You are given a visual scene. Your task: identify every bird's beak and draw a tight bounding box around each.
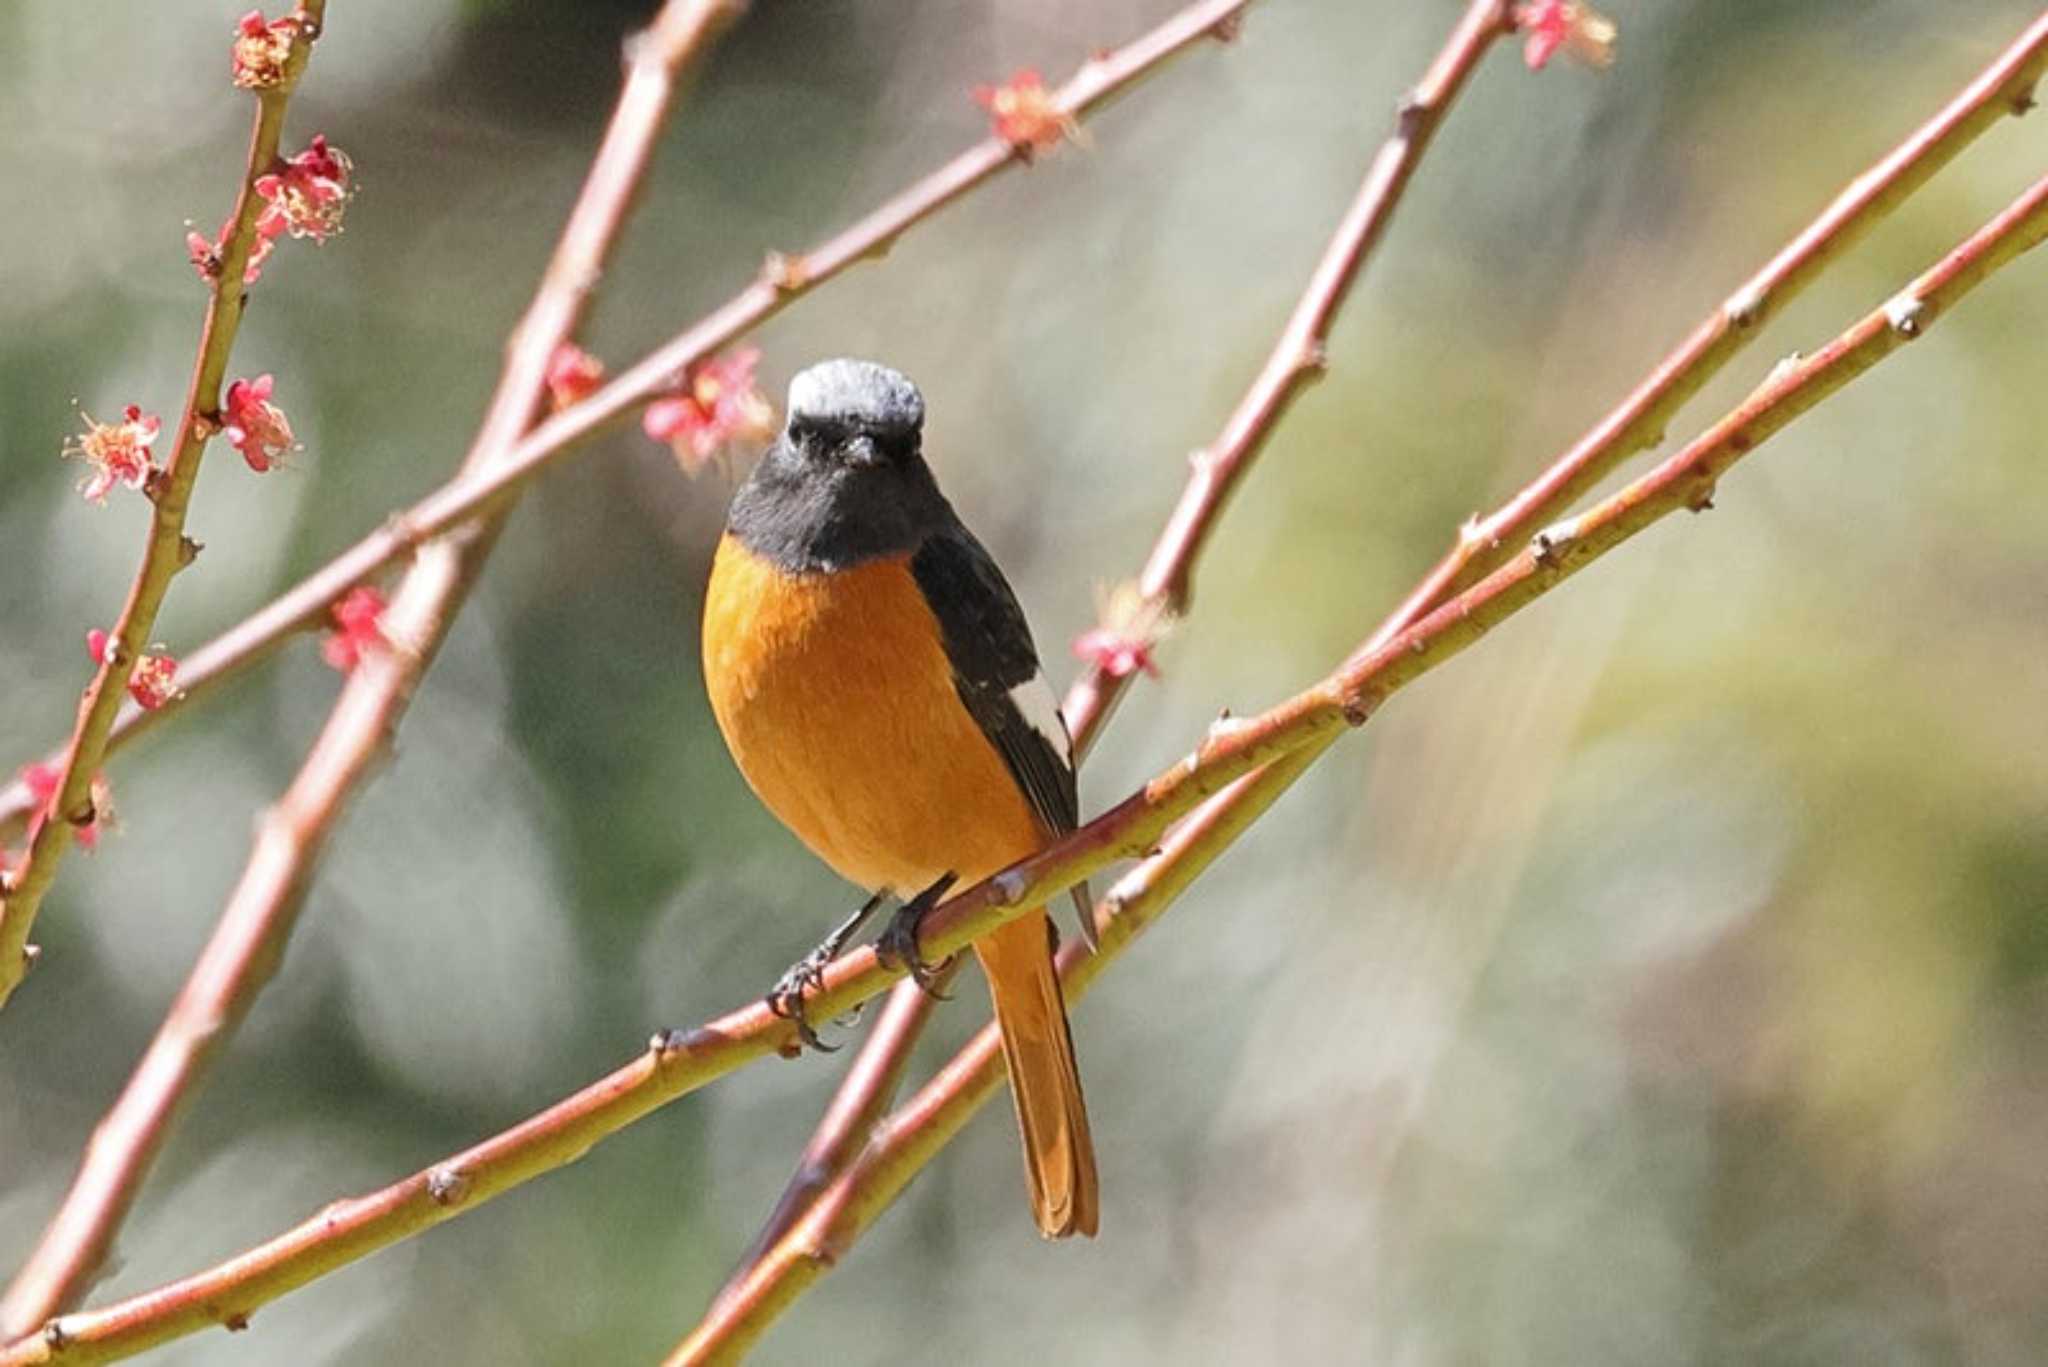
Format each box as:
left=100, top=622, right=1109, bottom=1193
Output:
left=842, top=434, right=882, bottom=468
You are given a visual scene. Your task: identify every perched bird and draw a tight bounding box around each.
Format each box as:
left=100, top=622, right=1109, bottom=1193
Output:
left=700, top=358, right=1099, bottom=1237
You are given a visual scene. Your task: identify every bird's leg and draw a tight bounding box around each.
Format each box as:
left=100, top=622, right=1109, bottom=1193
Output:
left=767, top=889, right=889, bottom=1052
left=875, top=871, right=959, bottom=998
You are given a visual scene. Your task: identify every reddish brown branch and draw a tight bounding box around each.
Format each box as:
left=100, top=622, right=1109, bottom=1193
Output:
left=0, top=2, right=328, bottom=1008
left=0, top=0, right=740, bottom=1338
left=1357, top=7, right=2048, bottom=662
left=0, top=0, right=1258, bottom=842
left=713, top=0, right=1517, bottom=1323
left=15, top=156, right=2042, bottom=1367
left=664, top=168, right=2048, bottom=1363
left=1061, top=0, right=1516, bottom=757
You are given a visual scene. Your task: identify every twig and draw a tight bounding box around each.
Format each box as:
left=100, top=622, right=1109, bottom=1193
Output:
left=13, top=160, right=2043, bottom=1367
left=0, top=0, right=741, bottom=1337
left=1061, top=0, right=1516, bottom=757
left=709, top=0, right=1517, bottom=1319
left=667, top=749, right=1314, bottom=1367
left=0, top=0, right=1259, bottom=841
left=663, top=168, right=2048, bottom=1363
left=1356, top=7, right=2048, bottom=662
left=0, top=2, right=329, bottom=1008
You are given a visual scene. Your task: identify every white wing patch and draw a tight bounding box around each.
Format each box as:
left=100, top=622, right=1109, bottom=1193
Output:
left=1008, top=673, right=1073, bottom=767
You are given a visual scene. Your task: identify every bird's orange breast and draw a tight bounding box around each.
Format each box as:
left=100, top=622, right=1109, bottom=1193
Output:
left=701, top=534, right=1044, bottom=894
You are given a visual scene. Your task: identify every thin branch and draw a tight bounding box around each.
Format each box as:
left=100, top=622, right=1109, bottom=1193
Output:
left=0, top=0, right=741, bottom=1337
left=0, top=0, right=1259, bottom=841
left=1356, top=7, right=2048, bottom=662
left=709, top=0, right=1517, bottom=1319
left=664, top=169, right=2048, bottom=1363
left=1061, top=0, right=1516, bottom=758
left=13, top=158, right=2043, bottom=1367
left=0, top=2, right=329, bottom=1008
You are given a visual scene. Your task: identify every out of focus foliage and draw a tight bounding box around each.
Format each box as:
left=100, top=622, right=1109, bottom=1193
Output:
left=3, top=2, right=2046, bottom=1362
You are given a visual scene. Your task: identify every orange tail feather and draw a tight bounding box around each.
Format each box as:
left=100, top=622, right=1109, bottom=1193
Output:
left=974, top=909, right=1099, bottom=1238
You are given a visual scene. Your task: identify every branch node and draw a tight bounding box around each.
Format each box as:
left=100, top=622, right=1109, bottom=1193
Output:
left=1395, top=91, right=1428, bottom=137
left=1299, top=340, right=1330, bottom=377
left=1530, top=525, right=1573, bottom=568
left=761, top=251, right=809, bottom=293
left=21, top=942, right=40, bottom=971
left=1686, top=481, right=1717, bottom=514
left=1885, top=293, right=1927, bottom=336
left=2012, top=86, right=2038, bottom=117
left=44, top=1318, right=71, bottom=1350
left=1339, top=692, right=1374, bottom=726
left=223, top=1310, right=251, bottom=1332
left=426, top=1166, right=471, bottom=1206
left=1723, top=282, right=1765, bottom=329
left=179, top=535, right=206, bottom=569
left=1209, top=11, right=1245, bottom=43
left=991, top=868, right=1030, bottom=906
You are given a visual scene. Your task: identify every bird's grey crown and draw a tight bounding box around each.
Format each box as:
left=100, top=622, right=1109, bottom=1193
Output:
left=786, top=358, right=925, bottom=433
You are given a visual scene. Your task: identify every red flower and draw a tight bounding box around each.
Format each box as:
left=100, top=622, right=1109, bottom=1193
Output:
left=20, top=762, right=113, bottom=852
left=974, top=68, right=1078, bottom=157
left=255, top=135, right=355, bottom=245
left=1514, top=1, right=1617, bottom=71
left=546, top=344, right=605, bottom=411
left=1072, top=581, right=1174, bottom=681
left=63, top=405, right=161, bottom=504
left=222, top=374, right=298, bottom=472
left=187, top=213, right=279, bottom=285
left=643, top=347, right=777, bottom=476
left=322, top=586, right=387, bottom=672
left=231, top=9, right=300, bottom=90
left=86, top=629, right=180, bottom=710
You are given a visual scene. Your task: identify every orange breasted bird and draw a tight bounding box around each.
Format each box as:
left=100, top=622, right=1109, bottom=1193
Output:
left=701, top=358, right=1100, bottom=1238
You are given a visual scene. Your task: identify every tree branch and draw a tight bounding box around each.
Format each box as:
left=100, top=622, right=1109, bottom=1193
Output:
left=706, top=0, right=1518, bottom=1322
left=662, top=168, right=2048, bottom=1363
left=11, top=151, right=2042, bottom=1367
left=0, top=0, right=741, bottom=1338
left=0, top=0, right=1259, bottom=842
left=0, top=2, right=329, bottom=1008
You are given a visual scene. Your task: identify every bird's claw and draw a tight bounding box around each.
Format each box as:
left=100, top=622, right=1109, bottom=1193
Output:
left=876, top=872, right=958, bottom=999
left=766, top=951, right=838, bottom=1052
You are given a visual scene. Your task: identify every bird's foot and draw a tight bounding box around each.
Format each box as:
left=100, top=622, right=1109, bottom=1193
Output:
left=875, top=872, right=959, bottom=998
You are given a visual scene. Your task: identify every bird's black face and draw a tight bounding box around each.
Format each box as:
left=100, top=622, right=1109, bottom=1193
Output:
left=725, top=358, right=955, bottom=572
left=783, top=359, right=925, bottom=472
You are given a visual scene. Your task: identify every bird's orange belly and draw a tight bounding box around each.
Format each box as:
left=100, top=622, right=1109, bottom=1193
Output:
left=701, top=536, right=1044, bottom=894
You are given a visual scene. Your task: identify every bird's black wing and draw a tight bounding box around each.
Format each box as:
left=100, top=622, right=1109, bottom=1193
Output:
left=909, top=525, right=1078, bottom=839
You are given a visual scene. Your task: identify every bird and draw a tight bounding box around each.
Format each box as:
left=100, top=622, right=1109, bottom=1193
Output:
left=700, top=358, right=1099, bottom=1238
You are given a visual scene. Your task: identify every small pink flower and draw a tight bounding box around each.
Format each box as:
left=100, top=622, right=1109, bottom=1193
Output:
left=322, top=585, right=387, bottom=672
left=255, top=135, right=355, bottom=245
left=974, top=69, right=1079, bottom=157
left=222, top=373, right=298, bottom=472
left=188, top=212, right=281, bottom=285
left=86, top=629, right=180, bottom=710
left=1072, top=581, right=1174, bottom=681
left=643, top=348, right=777, bottom=476
left=231, top=9, right=300, bottom=90
left=1514, top=1, right=1617, bottom=71
left=20, top=762, right=113, bottom=852
left=63, top=405, right=161, bottom=504
left=546, top=344, right=605, bottom=410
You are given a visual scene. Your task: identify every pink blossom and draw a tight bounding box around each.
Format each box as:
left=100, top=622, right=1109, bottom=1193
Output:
left=322, top=586, right=387, bottom=673
left=255, top=135, right=355, bottom=244
left=546, top=344, right=605, bottom=410
left=643, top=348, right=777, bottom=475
left=974, top=69, right=1078, bottom=157
left=222, top=373, right=298, bottom=472
left=63, top=405, right=161, bottom=504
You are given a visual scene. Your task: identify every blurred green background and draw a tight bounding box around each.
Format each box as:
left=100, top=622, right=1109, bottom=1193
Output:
left=4, top=1, right=2048, bottom=1362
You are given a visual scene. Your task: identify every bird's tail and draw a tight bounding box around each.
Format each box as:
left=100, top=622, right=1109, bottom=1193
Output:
left=974, top=908, right=1099, bottom=1238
